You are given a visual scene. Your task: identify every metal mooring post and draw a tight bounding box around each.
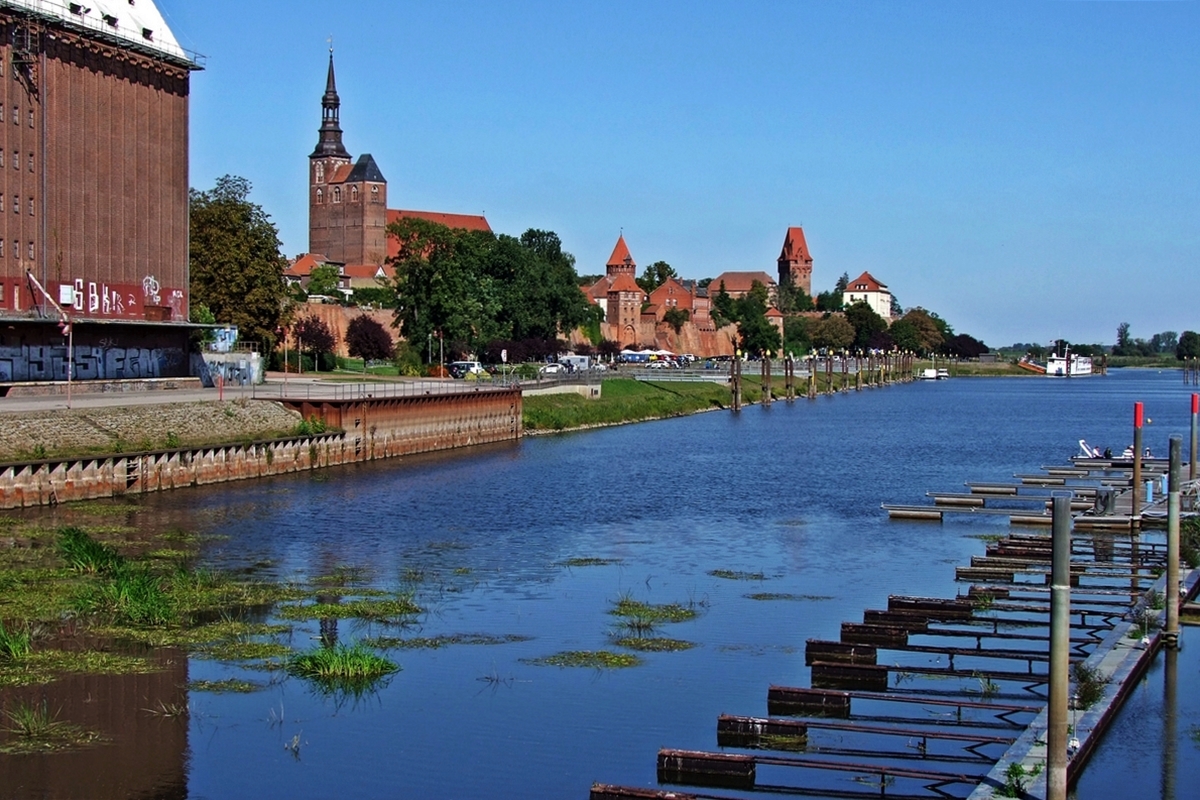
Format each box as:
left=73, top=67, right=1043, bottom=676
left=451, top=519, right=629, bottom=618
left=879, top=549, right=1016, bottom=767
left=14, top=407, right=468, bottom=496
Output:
left=1166, top=435, right=1182, bottom=646
left=1048, top=492, right=1072, bottom=800
left=1132, top=402, right=1144, bottom=526
left=1163, top=645, right=1178, bottom=800
left=1190, top=393, right=1198, bottom=482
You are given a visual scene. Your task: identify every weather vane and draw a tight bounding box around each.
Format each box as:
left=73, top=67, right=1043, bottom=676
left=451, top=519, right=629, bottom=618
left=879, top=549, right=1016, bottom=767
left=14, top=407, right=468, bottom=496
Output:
left=327, top=35, right=334, bottom=54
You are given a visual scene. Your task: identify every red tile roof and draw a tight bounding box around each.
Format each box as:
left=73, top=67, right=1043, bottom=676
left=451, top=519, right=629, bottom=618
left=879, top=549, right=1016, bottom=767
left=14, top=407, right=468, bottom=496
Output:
left=779, top=227, right=811, bottom=263
left=765, top=307, right=784, bottom=318
left=710, top=271, right=777, bottom=295
left=607, top=273, right=643, bottom=294
left=385, top=209, right=493, bottom=260
left=343, top=264, right=394, bottom=280
left=585, top=277, right=612, bottom=300
left=847, top=271, right=887, bottom=292
left=285, top=253, right=328, bottom=278
left=648, top=277, right=695, bottom=311
left=329, top=164, right=354, bottom=184
left=606, top=235, right=636, bottom=269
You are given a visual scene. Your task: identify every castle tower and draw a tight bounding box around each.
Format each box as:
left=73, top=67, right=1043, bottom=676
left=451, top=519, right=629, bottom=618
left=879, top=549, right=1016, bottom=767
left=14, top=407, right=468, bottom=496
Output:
left=606, top=234, right=636, bottom=278
left=309, top=51, right=353, bottom=261
left=777, top=226, right=813, bottom=297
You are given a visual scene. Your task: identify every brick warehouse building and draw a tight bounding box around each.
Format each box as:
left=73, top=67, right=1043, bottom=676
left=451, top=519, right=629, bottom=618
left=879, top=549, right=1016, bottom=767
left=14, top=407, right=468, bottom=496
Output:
left=0, top=0, right=200, bottom=384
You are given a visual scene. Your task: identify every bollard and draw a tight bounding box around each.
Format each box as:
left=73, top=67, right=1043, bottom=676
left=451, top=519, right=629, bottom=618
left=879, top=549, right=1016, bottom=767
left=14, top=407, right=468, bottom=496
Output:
left=1132, top=402, right=1144, bottom=522
left=1166, top=435, right=1181, bottom=646
left=1047, top=493, right=1072, bottom=800
left=1191, top=394, right=1198, bottom=482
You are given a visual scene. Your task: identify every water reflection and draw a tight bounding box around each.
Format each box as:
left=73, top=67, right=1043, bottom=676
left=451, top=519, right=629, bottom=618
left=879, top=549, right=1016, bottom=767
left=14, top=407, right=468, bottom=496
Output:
left=6, top=370, right=1199, bottom=798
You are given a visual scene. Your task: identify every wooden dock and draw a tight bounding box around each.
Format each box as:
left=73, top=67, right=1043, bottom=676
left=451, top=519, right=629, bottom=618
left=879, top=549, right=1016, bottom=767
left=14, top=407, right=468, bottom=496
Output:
left=590, top=457, right=1199, bottom=800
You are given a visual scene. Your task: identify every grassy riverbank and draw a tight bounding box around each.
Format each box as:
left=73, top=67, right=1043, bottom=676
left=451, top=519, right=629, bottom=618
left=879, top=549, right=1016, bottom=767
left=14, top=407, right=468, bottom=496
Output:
left=523, top=375, right=884, bottom=431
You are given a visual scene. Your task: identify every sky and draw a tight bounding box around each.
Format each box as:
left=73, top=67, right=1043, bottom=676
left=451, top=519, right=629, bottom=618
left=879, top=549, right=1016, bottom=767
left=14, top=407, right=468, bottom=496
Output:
left=157, top=1, right=1200, bottom=348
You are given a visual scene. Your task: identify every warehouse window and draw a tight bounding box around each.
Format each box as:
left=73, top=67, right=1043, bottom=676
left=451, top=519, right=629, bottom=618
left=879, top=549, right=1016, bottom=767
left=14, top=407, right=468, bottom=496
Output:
left=12, top=151, right=17, bottom=169
left=12, top=196, right=17, bottom=214
left=28, top=109, right=33, bottom=128
left=27, top=242, right=32, bottom=260
left=11, top=107, right=16, bottom=125
left=28, top=196, right=33, bottom=216
left=27, top=153, right=32, bottom=172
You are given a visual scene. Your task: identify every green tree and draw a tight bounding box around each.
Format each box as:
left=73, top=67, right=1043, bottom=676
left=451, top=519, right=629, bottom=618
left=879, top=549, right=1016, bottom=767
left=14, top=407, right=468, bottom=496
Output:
left=809, top=314, right=855, bottom=350
left=710, top=282, right=735, bottom=328
left=1177, top=331, right=1200, bottom=360
left=662, top=307, right=690, bottom=334
left=843, top=300, right=888, bottom=351
left=734, top=291, right=780, bottom=356
left=815, top=290, right=843, bottom=312
left=189, top=175, right=288, bottom=348
left=893, top=308, right=945, bottom=355
left=783, top=315, right=812, bottom=355
left=636, top=260, right=678, bottom=294
left=306, top=264, right=342, bottom=298
left=834, top=272, right=850, bottom=294
left=776, top=283, right=815, bottom=314
left=1114, top=322, right=1132, bottom=356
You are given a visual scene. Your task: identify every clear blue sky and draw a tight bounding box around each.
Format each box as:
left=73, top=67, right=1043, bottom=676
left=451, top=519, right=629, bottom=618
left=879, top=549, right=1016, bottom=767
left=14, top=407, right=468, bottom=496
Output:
left=158, top=0, right=1199, bottom=348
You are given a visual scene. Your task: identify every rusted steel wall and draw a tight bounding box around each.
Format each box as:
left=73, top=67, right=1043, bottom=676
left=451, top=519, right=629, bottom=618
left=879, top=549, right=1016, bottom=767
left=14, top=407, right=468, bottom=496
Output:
left=0, top=390, right=522, bottom=508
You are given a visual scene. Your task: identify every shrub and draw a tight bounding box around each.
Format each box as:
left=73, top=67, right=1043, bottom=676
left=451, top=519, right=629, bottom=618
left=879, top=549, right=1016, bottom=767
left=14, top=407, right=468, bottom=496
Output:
left=346, top=316, right=395, bottom=362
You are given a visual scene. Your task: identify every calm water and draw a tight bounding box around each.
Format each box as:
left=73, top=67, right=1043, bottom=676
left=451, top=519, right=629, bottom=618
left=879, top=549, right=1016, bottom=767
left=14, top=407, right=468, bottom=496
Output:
left=6, top=369, right=1200, bottom=799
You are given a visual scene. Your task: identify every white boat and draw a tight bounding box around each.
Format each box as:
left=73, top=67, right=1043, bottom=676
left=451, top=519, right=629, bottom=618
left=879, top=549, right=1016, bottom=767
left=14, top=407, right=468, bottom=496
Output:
left=936, top=369, right=950, bottom=380
left=920, top=368, right=938, bottom=380
left=1046, top=353, right=1093, bottom=377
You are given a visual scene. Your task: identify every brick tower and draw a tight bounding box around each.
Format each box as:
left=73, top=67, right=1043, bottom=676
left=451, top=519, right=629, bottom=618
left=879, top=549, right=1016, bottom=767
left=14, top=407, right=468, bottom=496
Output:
left=777, top=226, right=813, bottom=297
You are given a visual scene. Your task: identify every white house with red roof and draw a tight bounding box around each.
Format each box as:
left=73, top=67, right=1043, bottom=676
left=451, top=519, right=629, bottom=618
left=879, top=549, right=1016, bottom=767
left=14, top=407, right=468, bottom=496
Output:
left=842, top=271, right=893, bottom=319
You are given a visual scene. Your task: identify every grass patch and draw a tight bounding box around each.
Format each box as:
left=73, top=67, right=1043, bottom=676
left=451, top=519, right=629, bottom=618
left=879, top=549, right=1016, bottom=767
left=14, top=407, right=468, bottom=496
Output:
left=193, top=640, right=292, bottom=663
left=0, top=621, right=32, bottom=661
left=287, top=643, right=399, bottom=694
left=313, top=565, right=369, bottom=586
left=275, top=595, right=422, bottom=622
left=0, top=700, right=102, bottom=754
left=72, top=566, right=174, bottom=626
left=609, top=594, right=698, bottom=624
left=56, top=526, right=125, bottom=574
left=612, top=636, right=696, bottom=652
left=187, top=678, right=267, bottom=693
left=559, top=557, right=621, bottom=568
left=363, top=633, right=532, bottom=650
left=524, top=650, right=642, bottom=668
left=523, top=378, right=732, bottom=431
left=147, top=548, right=193, bottom=561
left=0, top=650, right=157, bottom=688
left=709, top=569, right=766, bottom=581
left=744, top=593, right=834, bottom=601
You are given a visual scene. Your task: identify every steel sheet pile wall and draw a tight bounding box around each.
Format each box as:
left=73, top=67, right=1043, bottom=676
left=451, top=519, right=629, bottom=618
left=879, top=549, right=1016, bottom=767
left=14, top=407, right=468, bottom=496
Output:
left=0, top=390, right=522, bottom=508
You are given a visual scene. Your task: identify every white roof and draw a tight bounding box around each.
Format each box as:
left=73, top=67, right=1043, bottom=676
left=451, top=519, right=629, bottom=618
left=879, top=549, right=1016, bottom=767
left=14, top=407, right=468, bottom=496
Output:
left=2, top=0, right=192, bottom=64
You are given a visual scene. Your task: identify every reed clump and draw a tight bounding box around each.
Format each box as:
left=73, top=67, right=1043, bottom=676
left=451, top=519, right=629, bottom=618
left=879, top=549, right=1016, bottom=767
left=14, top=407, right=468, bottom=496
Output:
left=1, top=700, right=101, bottom=754
left=287, top=643, right=399, bottom=693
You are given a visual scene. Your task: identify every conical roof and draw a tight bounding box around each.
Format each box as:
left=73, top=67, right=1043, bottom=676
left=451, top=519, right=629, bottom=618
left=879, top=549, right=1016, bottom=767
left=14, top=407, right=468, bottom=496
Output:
left=606, top=235, right=636, bottom=269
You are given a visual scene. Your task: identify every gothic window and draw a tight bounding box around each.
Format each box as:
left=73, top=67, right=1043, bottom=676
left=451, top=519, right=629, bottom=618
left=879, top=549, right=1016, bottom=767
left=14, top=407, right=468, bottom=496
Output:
left=332, top=187, right=341, bottom=203
left=370, top=185, right=379, bottom=202
left=315, top=162, right=324, bottom=183
left=315, top=188, right=323, bottom=204
left=350, top=186, right=359, bottom=202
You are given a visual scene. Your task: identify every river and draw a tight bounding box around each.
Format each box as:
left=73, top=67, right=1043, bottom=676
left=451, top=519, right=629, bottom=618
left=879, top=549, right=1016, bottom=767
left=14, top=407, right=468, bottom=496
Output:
left=5, top=369, right=1199, bottom=799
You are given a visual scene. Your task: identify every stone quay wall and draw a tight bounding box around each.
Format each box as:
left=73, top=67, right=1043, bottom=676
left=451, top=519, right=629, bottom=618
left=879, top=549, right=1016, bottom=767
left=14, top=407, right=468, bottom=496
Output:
left=0, top=389, right=522, bottom=509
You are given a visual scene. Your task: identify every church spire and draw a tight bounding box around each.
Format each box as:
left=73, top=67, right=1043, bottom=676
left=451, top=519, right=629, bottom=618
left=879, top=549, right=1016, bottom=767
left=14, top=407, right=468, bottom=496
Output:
left=312, top=50, right=350, bottom=159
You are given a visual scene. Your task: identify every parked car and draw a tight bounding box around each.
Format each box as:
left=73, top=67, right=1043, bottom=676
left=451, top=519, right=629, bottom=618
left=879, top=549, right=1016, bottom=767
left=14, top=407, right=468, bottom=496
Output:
left=448, top=361, right=485, bottom=378
left=538, top=363, right=565, bottom=375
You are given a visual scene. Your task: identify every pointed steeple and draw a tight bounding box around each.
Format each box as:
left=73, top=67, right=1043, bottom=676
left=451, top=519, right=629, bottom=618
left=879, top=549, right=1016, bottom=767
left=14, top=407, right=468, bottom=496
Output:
left=312, top=50, right=350, bottom=159
left=606, top=234, right=636, bottom=277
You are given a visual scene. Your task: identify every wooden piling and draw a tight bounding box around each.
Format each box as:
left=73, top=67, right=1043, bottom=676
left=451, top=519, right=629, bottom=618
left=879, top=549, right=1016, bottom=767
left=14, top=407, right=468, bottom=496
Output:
left=657, top=749, right=755, bottom=790
left=766, top=685, right=851, bottom=718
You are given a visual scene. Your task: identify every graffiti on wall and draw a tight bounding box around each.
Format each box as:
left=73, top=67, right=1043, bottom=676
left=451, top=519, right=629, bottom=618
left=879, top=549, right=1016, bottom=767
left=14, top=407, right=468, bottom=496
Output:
left=0, top=345, right=187, bottom=382
left=51, top=278, right=186, bottom=321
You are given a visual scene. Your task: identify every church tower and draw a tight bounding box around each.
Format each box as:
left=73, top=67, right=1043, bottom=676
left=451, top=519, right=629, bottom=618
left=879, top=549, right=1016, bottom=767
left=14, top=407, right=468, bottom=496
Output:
left=605, top=234, right=636, bottom=278
left=309, top=51, right=353, bottom=261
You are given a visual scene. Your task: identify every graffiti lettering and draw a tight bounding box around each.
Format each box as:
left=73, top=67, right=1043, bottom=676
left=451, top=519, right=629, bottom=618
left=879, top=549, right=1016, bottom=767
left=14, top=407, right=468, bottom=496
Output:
left=0, top=345, right=186, bottom=382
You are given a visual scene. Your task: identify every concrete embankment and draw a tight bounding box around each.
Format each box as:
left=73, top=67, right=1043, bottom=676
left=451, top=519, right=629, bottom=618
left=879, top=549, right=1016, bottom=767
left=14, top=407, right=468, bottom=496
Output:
left=0, top=389, right=522, bottom=508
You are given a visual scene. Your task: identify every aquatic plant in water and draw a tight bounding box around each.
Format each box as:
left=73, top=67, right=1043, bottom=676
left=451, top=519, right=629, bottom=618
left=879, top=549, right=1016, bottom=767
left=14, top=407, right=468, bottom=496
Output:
left=523, top=650, right=642, bottom=668
left=0, top=621, right=32, bottom=661
left=287, top=642, right=399, bottom=695
left=612, top=636, right=696, bottom=652
left=0, top=700, right=101, bottom=754
left=708, top=569, right=766, bottom=581
left=609, top=593, right=698, bottom=624
left=56, top=527, right=125, bottom=574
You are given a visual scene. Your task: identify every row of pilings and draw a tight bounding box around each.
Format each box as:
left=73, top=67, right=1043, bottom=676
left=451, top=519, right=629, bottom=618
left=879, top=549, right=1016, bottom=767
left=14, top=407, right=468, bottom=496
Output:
left=729, top=352, right=917, bottom=411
